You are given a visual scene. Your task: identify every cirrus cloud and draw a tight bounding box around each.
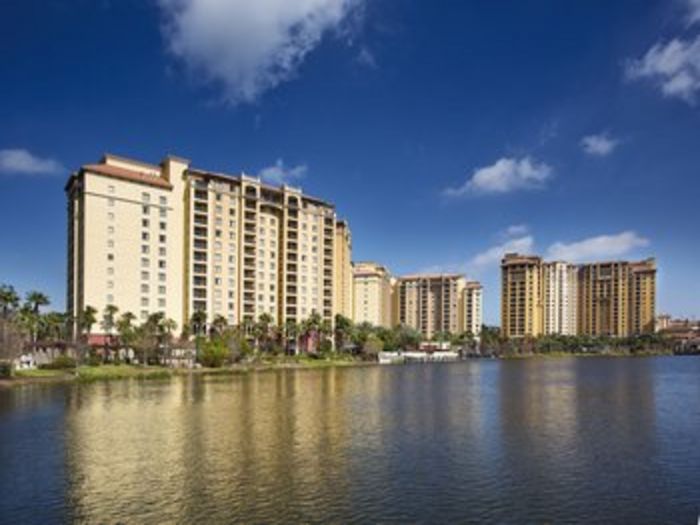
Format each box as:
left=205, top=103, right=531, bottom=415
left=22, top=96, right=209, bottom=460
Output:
left=157, top=0, right=364, bottom=105
left=0, top=149, right=64, bottom=176
left=444, top=156, right=552, bottom=197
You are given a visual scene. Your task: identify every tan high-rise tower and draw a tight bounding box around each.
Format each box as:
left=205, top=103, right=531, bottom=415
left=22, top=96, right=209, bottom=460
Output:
left=66, top=153, right=349, bottom=340
left=500, top=254, right=544, bottom=338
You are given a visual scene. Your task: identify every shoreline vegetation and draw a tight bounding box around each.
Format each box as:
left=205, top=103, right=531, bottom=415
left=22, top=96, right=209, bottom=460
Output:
left=1, top=349, right=689, bottom=388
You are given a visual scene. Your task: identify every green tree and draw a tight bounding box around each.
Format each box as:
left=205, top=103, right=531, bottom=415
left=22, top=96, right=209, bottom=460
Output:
left=0, top=284, right=20, bottom=319
left=334, top=314, right=354, bottom=352
left=362, top=333, right=383, bottom=360
left=25, top=291, right=50, bottom=315
left=190, top=310, right=207, bottom=337
left=199, top=338, right=228, bottom=368
left=100, top=305, right=119, bottom=346
left=78, top=306, right=98, bottom=342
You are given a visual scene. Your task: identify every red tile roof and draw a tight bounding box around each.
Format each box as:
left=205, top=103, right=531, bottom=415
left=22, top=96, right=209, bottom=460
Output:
left=82, top=163, right=172, bottom=190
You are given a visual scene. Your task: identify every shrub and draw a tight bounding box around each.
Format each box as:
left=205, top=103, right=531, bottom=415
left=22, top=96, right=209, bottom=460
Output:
left=42, top=355, right=77, bottom=370
left=318, top=339, right=333, bottom=356
left=0, top=361, right=13, bottom=378
left=199, top=339, right=228, bottom=368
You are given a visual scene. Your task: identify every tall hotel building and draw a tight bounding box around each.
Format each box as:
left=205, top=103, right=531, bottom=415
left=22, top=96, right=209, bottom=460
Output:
left=578, top=258, right=656, bottom=337
left=352, top=262, right=393, bottom=327
left=395, top=274, right=482, bottom=340
left=500, top=254, right=544, bottom=338
left=66, top=154, right=350, bottom=338
left=501, top=254, right=656, bottom=339
left=542, top=261, right=578, bottom=336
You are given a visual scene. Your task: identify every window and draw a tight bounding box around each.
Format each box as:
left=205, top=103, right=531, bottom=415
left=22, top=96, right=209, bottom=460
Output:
left=142, top=219, right=149, bottom=228
left=107, top=281, right=114, bottom=289
left=108, top=226, right=115, bottom=234
left=158, top=260, right=166, bottom=269
left=158, top=298, right=166, bottom=308
left=107, top=294, right=114, bottom=303
left=159, top=273, right=166, bottom=282
left=159, top=235, right=166, bottom=244
left=141, top=271, right=149, bottom=280
left=160, top=222, right=166, bottom=231
left=108, top=198, right=115, bottom=207
left=141, top=258, right=150, bottom=267
left=142, top=192, right=151, bottom=203
left=107, top=267, right=114, bottom=275
left=141, top=297, right=149, bottom=307
left=108, top=185, right=115, bottom=194
left=142, top=232, right=149, bottom=241
left=142, top=205, right=150, bottom=215
left=107, top=240, right=114, bottom=248
left=141, top=245, right=149, bottom=254
left=107, top=253, right=114, bottom=261
left=160, top=208, right=167, bottom=218
left=159, top=247, right=166, bottom=257
left=141, top=284, right=149, bottom=293
left=159, top=196, right=167, bottom=206
left=108, top=212, right=115, bottom=221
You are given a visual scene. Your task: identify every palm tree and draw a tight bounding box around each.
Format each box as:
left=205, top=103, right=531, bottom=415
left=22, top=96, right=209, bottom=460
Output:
left=101, top=305, right=119, bottom=347
left=334, top=314, right=354, bottom=353
left=25, top=291, right=50, bottom=315
left=254, top=313, right=273, bottom=351
left=0, top=284, right=19, bottom=319
left=211, top=314, right=228, bottom=337
left=190, top=310, right=207, bottom=337
left=284, top=319, right=299, bottom=355
left=116, top=312, right=137, bottom=361
left=79, top=306, right=98, bottom=342
left=160, top=318, right=178, bottom=365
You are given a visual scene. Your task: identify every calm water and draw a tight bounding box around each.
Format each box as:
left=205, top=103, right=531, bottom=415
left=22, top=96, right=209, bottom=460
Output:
left=1, top=357, right=699, bottom=524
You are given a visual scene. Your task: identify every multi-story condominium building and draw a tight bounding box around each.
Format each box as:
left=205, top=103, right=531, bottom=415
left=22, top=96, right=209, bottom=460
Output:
left=542, top=261, right=578, bottom=336
left=352, top=262, right=392, bottom=327
left=333, top=220, right=353, bottom=320
left=578, top=258, right=656, bottom=337
left=501, top=254, right=544, bottom=338
left=66, top=153, right=348, bottom=339
left=462, top=282, right=483, bottom=339
left=395, top=274, right=482, bottom=340
left=500, top=253, right=656, bottom=339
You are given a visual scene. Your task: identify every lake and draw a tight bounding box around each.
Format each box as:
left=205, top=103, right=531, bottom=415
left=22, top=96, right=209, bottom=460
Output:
left=1, top=357, right=699, bottom=523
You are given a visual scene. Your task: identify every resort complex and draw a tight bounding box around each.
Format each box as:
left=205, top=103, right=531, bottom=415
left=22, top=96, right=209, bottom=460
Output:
left=64, top=153, right=484, bottom=345
left=501, top=253, right=657, bottom=338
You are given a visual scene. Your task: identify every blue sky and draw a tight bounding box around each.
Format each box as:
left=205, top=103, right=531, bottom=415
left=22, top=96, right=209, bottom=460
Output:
left=1, top=0, right=699, bottom=324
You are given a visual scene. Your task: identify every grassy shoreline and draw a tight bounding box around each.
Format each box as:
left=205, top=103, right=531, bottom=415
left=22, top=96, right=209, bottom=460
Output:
left=0, top=351, right=689, bottom=387
left=0, top=357, right=374, bottom=387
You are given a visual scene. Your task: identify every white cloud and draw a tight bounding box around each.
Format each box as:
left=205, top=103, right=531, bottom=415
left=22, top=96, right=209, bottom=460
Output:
left=157, top=0, right=364, bottom=105
left=444, top=156, right=552, bottom=197
left=471, top=235, right=535, bottom=269
left=580, top=133, right=619, bottom=156
left=0, top=149, right=64, bottom=175
left=546, top=231, right=650, bottom=263
left=258, top=159, right=307, bottom=185
left=626, top=34, right=700, bottom=104
left=504, top=224, right=529, bottom=237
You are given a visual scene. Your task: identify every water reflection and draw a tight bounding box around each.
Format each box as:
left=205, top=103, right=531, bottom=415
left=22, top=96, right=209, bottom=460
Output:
left=1, top=358, right=699, bottom=523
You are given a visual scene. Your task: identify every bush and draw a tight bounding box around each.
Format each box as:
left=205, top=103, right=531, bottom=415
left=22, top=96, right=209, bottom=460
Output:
left=0, top=361, right=13, bottom=378
left=318, top=339, right=333, bottom=356
left=199, top=339, right=228, bottom=368
left=42, top=355, right=77, bottom=370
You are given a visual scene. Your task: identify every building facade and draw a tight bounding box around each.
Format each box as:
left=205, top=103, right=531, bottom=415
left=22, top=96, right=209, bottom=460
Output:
left=578, top=258, right=656, bottom=337
left=542, top=261, right=578, bottom=336
left=352, top=262, right=392, bottom=327
left=500, top=253, right=656, bottom=339
left=66, top=154, right=349, bottom=339
left=500, top=254, right=544, bottom=338
left=395, top=274, right=482, bottom=340
left=462, top=282, right=483, bottom=339
left=333, top=220, right=353, bottom=320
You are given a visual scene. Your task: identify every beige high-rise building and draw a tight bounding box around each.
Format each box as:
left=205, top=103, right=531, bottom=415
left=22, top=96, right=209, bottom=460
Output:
left=66, top=153, right=348, bottom=339
left=462, top=282, right=483, bottom=338
left=578, top=258, right=656, bottom=337
left=395, top=274, right=482, bottom=340
left=501, top=254, right=544, bottom=338
left=542, top=261, right=578, bottom=336
left=333, top=220, right=353, bottom=320
left=352, top=262, right=392, bottom=327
